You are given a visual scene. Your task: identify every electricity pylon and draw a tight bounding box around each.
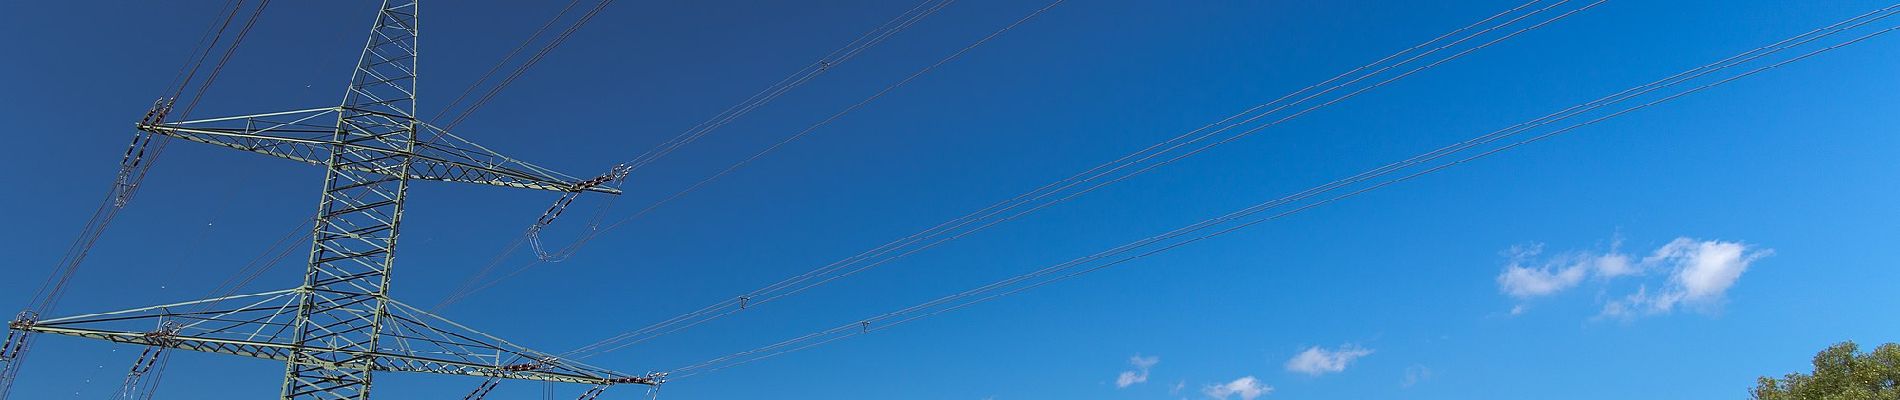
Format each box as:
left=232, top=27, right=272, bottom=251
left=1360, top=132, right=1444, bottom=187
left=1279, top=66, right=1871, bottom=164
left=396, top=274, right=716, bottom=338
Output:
left=4, top=1, right=661, bottom=398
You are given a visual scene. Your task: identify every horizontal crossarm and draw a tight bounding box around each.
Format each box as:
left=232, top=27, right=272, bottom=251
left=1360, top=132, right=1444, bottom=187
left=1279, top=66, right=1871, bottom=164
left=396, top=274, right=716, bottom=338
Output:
left=135, top=106, right=622, bottom=194
left=9, top=289, right=661, bottom=386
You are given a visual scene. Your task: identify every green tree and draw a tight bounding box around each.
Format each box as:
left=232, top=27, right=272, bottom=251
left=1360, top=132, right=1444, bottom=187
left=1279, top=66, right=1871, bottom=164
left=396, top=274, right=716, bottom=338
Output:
left=1751, top=341, right=1900, bottom=400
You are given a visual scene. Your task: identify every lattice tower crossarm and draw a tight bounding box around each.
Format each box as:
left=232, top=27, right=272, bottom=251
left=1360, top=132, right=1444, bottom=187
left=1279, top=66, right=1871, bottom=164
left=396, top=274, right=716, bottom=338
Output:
left=4, top=0, right=658, bottom=398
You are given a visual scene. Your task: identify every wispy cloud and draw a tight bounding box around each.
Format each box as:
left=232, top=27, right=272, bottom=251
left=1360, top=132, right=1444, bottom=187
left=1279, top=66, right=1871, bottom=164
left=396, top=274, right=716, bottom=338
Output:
left=1493, top=236, right=1769, bottom=319
left=1202, top=376, right=1271, bottom=400
left=1284, top=344, right=1373, bottom=376
left=1401, top=365, right=1432, bottom=388
left=1115, top=355, right=1160, bottom=388
left=1495, top=242, right=1632, bottom=300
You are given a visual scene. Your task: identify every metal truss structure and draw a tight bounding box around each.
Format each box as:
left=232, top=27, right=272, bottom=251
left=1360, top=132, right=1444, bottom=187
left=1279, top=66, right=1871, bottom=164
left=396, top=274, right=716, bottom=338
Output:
left=5, top=1, right=660, bottom=398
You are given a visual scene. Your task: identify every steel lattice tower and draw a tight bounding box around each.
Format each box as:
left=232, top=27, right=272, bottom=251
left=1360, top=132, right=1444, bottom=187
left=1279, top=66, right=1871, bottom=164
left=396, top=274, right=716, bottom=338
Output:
left=4, top=1, right=661, bottom=399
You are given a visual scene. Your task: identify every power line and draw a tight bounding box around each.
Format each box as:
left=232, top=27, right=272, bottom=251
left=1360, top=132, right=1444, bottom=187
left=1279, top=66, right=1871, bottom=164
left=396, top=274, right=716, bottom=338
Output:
left=664, top=4, right=1900, bottom=377
left=3, top=2, right=272, bottom=398
left=619, top=0, right=958, bottom=173
left=439, top=0, right=618, bottom=132
left=437, top=0, right=956, bottom=307
left=27, top=0, right=271, bottom=318
left=561, top=0, right=1594, bottom=360
left=433, top=0, right=588, bottom=124
left=434, top=0, right=1016, bottom=309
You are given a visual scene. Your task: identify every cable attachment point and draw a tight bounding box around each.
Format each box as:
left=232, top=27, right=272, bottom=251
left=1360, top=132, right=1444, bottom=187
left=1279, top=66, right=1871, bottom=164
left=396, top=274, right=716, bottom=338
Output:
left=607, top=371, right=667, bottom=386
left=137, top=97, right=176, bottom=127
left=4, top=311, right=34, bottom=330
left=2, top=311, right=37, bottom=359
left=499, top=362, right=541, bottom=372
left=500, top=356, right=558, bottom=372
left=527, top=164, right=632, bottom=262
left=142, top=321, right=180, bottom=345
left=568, top=163, right=632, bottom=193
left=115, top=98, right=174, bottom=208
left=738, top=296, right=749, bottom=309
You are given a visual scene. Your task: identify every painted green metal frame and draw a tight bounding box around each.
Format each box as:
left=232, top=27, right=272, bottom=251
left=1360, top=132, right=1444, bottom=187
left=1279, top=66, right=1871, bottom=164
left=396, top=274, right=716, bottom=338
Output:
left=6, top=1, right=657, bottom=398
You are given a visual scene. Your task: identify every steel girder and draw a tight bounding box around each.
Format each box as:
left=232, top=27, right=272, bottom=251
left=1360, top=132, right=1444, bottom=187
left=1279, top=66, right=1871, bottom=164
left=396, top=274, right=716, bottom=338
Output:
left=10, top=289, right=660, bottom=387
left=8, top=1, right=653, bottom=398
left=134, top=107, right=620, bottom=195
left=275, top=2, right=427, bottom=397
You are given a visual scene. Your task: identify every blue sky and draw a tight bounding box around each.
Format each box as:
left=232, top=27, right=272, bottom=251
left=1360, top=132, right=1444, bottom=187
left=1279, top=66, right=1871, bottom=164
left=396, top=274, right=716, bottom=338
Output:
left=2, top=1, right=1897, bottom=399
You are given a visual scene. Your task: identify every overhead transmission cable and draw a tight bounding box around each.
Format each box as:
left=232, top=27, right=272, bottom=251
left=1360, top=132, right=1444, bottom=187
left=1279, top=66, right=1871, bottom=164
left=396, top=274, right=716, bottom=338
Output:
left=438, top=0, right=618, bottom=133
left=25, top=0, right=268, bottom=318
left=2, top=1, right=272, bottom=398
left=620, top=0, right=958, bottom=173
left=433, top=0, right=968, bottom=309
left=432, top=0, right=588, bottom=126
left=105, top=3, right=275, bottom=399
left=444, top=0, right=954, bottom=304
left=663, top=4, right=1900, bottom=377
left=556, top=0, right=1591, bottom=360
left=418, top=0, right=626, bottom=312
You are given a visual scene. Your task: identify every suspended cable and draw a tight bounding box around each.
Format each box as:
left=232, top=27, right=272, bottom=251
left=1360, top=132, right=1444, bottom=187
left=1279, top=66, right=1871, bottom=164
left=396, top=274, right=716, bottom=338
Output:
left=585, top=0, right=1069, bottom=250
left=433, top=0, right=587, bottom=124
left=462, top=378, right=500, bottom=400
left=439, top=0, right=617, bottom=132
left=619, top=0, right=958, bottom=173
left=499, top=0, right=961, bottom=267
left=27, top=0, right=269, bottom=319
left=114, top=0, right=273, bottom=205
left=561, top=0, right=1593, bottom=360
left=189, top=218, right=312, bottom=316
left=433, top=0, right=966, bottom=309
left=577, top=386, right=608, bottom=400
left=469, top=0, right=953, bottom=284
left=111, top=323, right=178, bottom=400
left=2, top=3, right=271, bottom=397
left=663, top=7, right=1900, bottom=377
left=423, top=0, right=669, bottom=287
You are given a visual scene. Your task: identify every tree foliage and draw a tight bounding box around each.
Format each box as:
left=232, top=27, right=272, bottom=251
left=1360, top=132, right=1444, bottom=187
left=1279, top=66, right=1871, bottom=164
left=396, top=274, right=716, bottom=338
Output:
left=1752, top=341, right=1900, bottom=400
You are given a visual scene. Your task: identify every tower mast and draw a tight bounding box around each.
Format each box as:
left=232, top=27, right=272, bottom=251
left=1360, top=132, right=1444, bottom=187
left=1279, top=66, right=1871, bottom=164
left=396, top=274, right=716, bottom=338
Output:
left=281, top=1, right=420, bottom=398
left=4, top=2, right=661, bottom=399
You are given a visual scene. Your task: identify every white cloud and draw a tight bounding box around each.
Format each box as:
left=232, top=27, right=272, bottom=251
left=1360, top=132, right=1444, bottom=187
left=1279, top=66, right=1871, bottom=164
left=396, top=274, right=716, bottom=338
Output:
left=1495, top=243, right=1632, bottom=299
left=1284, top=344, right=1373, bottom=376
left=1599, top=239, right=1771, bottom=319
left=1493, top=236, right=1769, bottom=319
left=1594, top=252, right=1638, bottom=278
left=1171, top=380, right=1186, bottom=395
left=1202, top=376, right=1271, bottom=400
left=1115, top=354, right=1159, bottom=388
left=1401, top=365, right=1432, bottom=388
left=1496, top=260, right=1587, bottom=298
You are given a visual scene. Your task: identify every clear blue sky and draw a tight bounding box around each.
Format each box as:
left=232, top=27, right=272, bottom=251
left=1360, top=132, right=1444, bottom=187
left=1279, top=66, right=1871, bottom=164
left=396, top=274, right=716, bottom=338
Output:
left=2, top=1, right=1896, bottom=399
